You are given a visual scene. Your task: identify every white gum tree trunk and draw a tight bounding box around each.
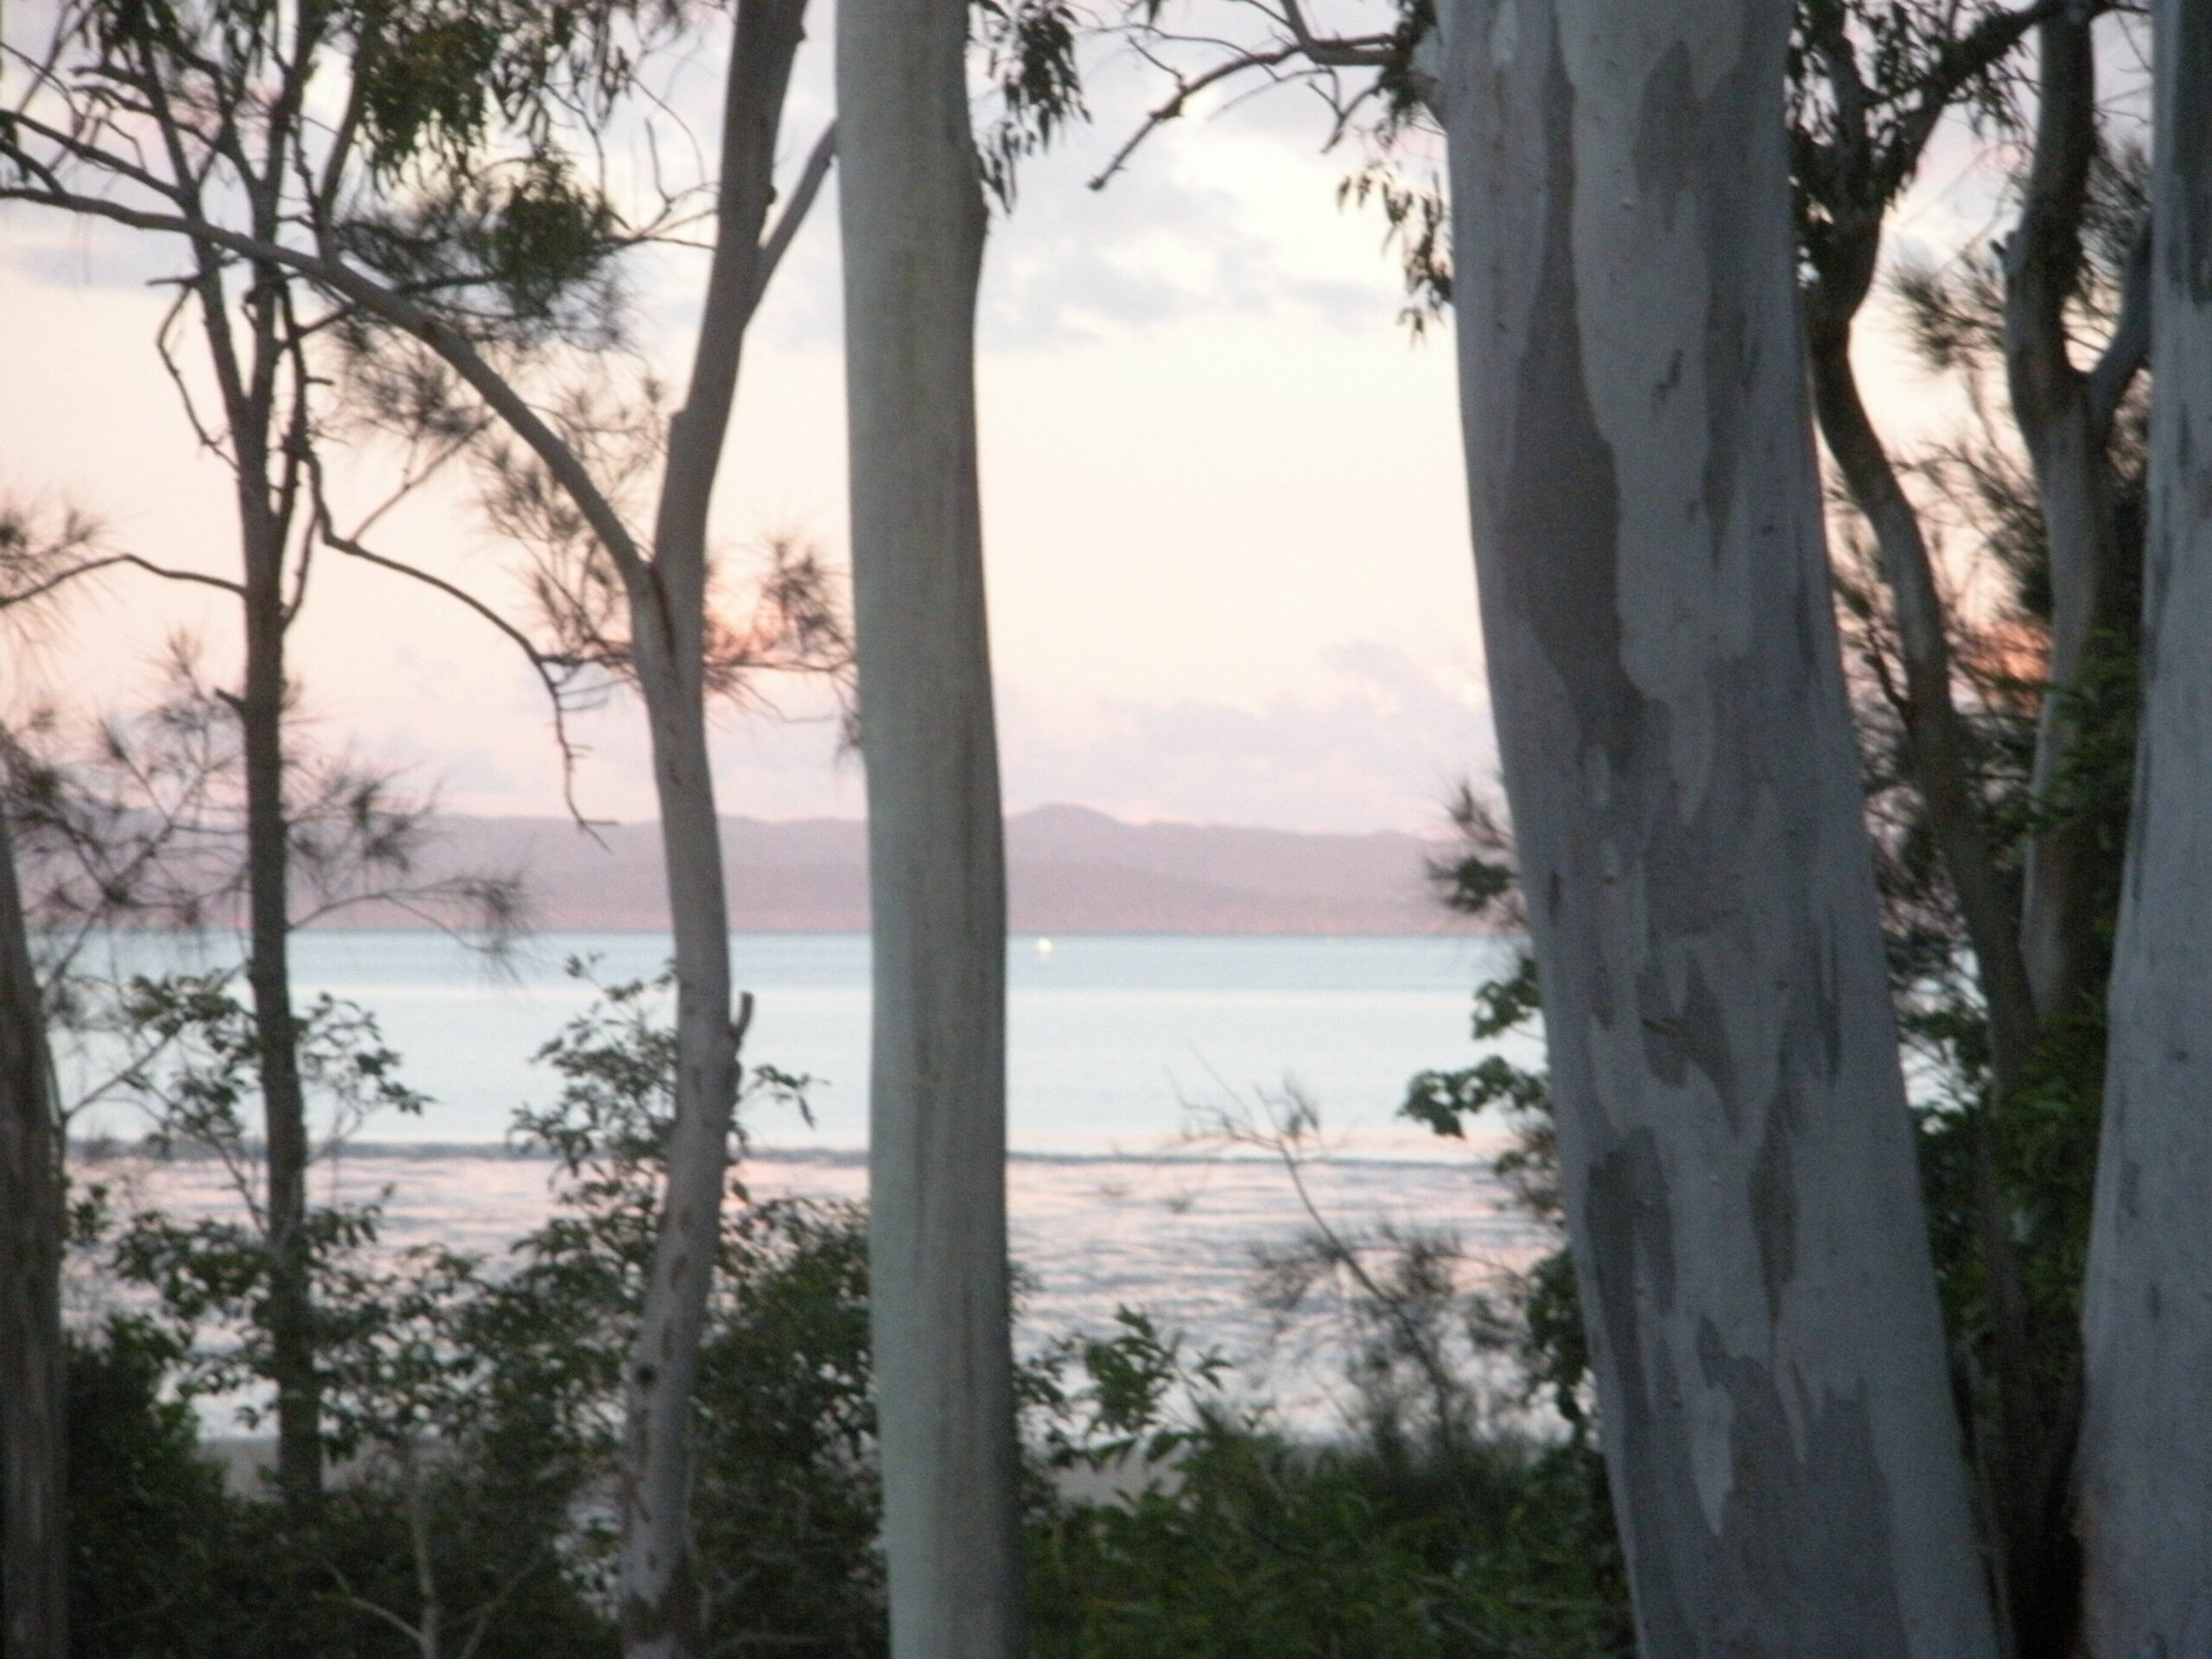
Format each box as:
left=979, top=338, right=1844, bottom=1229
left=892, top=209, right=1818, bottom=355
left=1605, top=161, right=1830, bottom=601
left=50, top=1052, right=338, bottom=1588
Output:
left=836, top=2, right=1025, bottom=1656
left=616, top=5, right=807, bottom=1654
left=1437, top=1, right=1999, bottom=1650
left=2076, top=6, right=2212, bottom=1650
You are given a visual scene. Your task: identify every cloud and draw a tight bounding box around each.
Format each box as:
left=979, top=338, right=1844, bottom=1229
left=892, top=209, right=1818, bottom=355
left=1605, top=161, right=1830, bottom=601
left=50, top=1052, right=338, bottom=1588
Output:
left=734, top=42, right=1413, bottom=358
left=998, top=641, right=1497, bottom=832
left=407, top=640, right=1496, bottom=836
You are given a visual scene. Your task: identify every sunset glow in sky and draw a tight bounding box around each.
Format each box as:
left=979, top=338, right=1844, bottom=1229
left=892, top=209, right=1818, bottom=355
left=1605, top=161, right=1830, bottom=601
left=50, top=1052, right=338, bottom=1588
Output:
left=0, top=16, right=2016, bottom=834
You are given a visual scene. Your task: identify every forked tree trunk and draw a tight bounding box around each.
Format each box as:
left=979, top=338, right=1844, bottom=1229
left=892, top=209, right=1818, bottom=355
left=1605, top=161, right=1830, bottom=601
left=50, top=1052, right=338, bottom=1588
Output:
left=2003, top=14, right=2141, bottom=1032
left=1438, top=1, right=1999, bottom=1650
left=1, top=811, right=66, bottom=1659
left=836, top=2, right=1025, bottom=1652
left=2076, top=5, right=2212, bottom=1649
left=614, top=4, right=806, bottom=1655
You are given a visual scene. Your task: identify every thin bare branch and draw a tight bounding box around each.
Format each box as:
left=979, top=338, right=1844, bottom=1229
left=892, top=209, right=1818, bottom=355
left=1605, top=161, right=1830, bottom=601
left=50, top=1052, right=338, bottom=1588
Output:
left=0, top=184, right=650, bottom=586
left=1089, top=40, right=1304, bottom=189
left=2087, top=213, right=2152, bottom=435
left=305, top=455, right=604, bottom=835
left=0, top=552, right=245, bottom=609
left=750, top=119, right=836, bottom=317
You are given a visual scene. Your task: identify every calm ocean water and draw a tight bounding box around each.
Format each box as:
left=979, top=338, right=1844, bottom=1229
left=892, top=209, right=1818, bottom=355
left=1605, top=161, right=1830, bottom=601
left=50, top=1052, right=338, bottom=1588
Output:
left=69, top=931, right=1548, bottom=1425
left=76, top=929, right=1534, bottom=1156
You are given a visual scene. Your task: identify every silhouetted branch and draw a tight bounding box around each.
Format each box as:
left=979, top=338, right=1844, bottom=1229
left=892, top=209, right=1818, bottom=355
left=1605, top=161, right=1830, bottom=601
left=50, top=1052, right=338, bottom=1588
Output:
left=750, top=120, right=836, bottom=317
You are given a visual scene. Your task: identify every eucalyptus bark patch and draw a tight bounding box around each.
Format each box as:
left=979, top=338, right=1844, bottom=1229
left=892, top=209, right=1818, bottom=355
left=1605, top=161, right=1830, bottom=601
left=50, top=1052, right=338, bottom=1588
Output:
left=1440, top=0, right=1998, bottom=1650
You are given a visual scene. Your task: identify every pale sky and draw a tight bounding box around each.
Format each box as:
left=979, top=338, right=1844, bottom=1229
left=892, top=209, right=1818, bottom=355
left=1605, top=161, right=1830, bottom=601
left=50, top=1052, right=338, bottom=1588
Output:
left=0, top=16, right=2032, bottom=836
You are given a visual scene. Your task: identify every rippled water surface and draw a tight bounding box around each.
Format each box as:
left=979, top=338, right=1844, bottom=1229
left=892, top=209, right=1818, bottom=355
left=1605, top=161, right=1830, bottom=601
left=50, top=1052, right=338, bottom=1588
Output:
left=73, top=931, right=1548, bottom=1428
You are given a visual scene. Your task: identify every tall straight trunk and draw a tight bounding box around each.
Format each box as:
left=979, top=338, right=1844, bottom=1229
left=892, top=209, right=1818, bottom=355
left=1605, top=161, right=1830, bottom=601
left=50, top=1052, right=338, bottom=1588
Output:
left=613, top=6, right=805, bottom=1655
left=1, top=812, right=66, bottom=1659
left=240, top=510, right=321, bottom=1518
left=1438, top=1, right=1999, bottom=1650
left=837, top=3, right=1024, bottom=1654
left=2076, top=4, right=2212, bottom=1649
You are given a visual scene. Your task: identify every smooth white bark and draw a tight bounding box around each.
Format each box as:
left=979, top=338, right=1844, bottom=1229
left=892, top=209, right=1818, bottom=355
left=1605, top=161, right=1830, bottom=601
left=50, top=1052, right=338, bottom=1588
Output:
left=836, top=2, right=1025, bottom=1654
left=1438, top=1, right=1999, bottom=1650
left=2076, top=5, right=2212, bottom=1649
left=614, top=6, right=808, bottom=1656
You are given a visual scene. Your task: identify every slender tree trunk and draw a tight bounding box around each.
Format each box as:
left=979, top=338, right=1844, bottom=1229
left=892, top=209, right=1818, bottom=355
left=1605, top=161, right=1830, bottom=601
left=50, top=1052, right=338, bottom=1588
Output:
left=239, top=513, right=321, bottom=1517
left=2004, top=14, right=2133, bottom=1031
left=613, top=653, right=745, bottom=1659
left=613, top=6, right=804, bottom=1654
left=1, top=811, right=66, bottom=1659
left=2076, top=4, right=2212, bottom=1649
left=1438, top=1, right=1999, bottom=1650
left=1808, top=308, right=2068, bottom=1656
left=837, top=3, right=1025, bottom=1653
left=1807, top=317, right=2040, bottom=1093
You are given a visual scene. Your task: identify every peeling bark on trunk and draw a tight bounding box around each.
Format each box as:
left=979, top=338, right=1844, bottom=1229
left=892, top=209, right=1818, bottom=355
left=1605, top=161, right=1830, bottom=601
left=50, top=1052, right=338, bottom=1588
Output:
left=837, top=2, right=1025, bottom=1652
left=1438, top=1, right=1999, bottom=1650
left=1, top=812, right=66, bottom=1659
left=614, top=6, right=807, bottom=1656
left=2076, top=4, right=2212, bottom=1649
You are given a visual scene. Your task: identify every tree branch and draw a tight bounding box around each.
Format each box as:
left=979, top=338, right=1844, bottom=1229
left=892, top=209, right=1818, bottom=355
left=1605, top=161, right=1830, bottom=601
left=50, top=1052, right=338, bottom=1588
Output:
left=0, top=183, right=650, bottom=587
left=305, top=457, right=605, bottom=836
left=2087, top=213, right=2152, bottom=436
left=2004, top=10, right=2098, bottom=423
left=0, top=552, right=245, bottom=609
left=750, top=118, right=836, bottom=318
left=1277, top=0, right=1398, bottom=67
left=1089, top=41, right=1304, bottom=190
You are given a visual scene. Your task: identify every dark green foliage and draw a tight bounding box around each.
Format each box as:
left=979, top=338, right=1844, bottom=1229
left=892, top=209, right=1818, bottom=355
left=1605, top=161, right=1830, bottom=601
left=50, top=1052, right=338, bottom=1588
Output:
left=54, top=964, right=881, bottom=1656
left=62, top=1319, right=232, bottom=1658
left=476, top=159, right=622, bottom=326
left=67, top=0, right=669, bottom=334
left=1011, top=774, right=1630, bottom=1653
left=51, top=955, right=1644, bottom=1656
left=687, top=1205, right=881, bottom=1656
left=1027, top=1314, right=1628, bottom=1659
left=353, top=4, right=516, bottom=172
left=344, top=0, right=680, bottom=179
left=57, top=1312, right=609, bottom=1659
left=501, top=964, right=882, bottom=1651
left=1395, top=788, right=1592, bottom=1439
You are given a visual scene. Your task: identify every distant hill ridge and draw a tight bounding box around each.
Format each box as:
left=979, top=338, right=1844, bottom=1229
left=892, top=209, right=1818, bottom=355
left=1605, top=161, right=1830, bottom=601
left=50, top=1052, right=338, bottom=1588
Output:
left=397, top=804, right=1464, bottom=934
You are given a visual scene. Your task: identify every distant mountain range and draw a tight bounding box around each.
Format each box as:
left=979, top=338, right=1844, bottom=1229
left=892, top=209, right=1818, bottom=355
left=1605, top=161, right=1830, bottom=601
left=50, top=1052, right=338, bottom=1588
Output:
left=395, top=804, right=1464, bottom=934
